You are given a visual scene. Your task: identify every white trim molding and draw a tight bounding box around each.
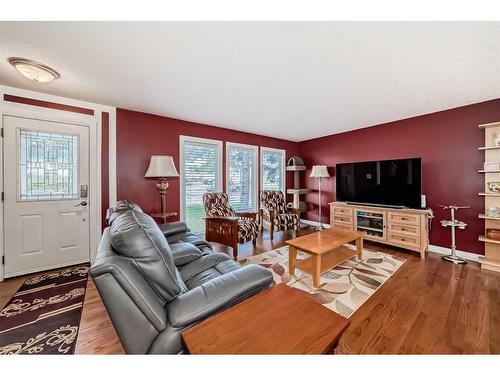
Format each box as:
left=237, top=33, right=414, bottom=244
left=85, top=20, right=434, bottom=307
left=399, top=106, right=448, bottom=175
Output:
left=427, top=245, right=480, bottom=262
left=108, top=107, right=117, bottom=206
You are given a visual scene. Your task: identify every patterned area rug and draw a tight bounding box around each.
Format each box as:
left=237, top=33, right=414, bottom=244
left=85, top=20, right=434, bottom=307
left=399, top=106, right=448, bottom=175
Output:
left=0, top=264, right=89, bottom=355
left=241, top=245, right=405, bottom=318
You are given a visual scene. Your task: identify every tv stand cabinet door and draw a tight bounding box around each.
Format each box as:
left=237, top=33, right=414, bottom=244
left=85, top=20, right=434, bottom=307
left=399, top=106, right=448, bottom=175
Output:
left=354, top=209, right=387, bottom=242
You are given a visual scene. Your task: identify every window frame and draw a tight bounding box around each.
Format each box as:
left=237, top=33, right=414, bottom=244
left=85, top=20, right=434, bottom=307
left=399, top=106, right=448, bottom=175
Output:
left=179, top=135, right=223, bottom=232
left=259, top=146, right=286, bottom=194
left=225, top=142, right=259, bottom=212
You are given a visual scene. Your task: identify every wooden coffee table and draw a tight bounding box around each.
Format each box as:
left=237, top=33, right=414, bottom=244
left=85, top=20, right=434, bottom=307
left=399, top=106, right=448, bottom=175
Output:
left=181, top=284, right=349, bottom=354
left=285, top=229, right=364, bottom=288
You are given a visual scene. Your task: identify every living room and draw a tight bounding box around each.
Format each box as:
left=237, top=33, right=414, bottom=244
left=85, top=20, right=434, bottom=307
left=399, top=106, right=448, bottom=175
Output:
left=1, top=1, right=500, bottom=372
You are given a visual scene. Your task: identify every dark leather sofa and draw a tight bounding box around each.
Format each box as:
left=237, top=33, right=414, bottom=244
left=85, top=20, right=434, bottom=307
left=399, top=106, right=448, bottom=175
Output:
left=90, top=201, right=274, bottom=354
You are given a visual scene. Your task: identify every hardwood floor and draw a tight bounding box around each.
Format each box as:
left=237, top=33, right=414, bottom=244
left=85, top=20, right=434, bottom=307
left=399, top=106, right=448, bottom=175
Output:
left=1, top=226, right=500, bottom=354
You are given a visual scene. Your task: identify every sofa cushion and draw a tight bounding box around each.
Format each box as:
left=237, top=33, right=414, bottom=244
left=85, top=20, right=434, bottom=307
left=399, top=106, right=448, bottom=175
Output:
left=109, top=209, right=182, bottom=303
left=178, top=252, right=241, bottom=290
left=170, top=243, right=203, bottom=267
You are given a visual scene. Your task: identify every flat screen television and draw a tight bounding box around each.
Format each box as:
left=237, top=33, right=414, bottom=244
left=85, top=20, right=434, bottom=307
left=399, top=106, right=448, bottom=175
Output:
left=336, top=158, right=422, bottom=209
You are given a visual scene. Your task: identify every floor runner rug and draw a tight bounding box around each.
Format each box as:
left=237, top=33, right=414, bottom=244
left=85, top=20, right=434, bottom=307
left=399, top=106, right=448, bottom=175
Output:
left=0, top=264, right=89, bottom=355
left=241, top=245, right=405, bottom=318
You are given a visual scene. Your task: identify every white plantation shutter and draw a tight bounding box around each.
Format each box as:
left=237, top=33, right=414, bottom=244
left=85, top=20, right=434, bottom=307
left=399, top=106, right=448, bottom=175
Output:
left=260, top=148, right=286, bottom=192
left=227, top=143, right=258, bottom=211
left=181, top=137, right=222, bottom=234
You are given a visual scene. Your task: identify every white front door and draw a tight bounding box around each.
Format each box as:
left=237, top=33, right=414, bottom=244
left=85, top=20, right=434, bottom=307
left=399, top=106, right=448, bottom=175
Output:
left=3, top=115, right=90, bottom=277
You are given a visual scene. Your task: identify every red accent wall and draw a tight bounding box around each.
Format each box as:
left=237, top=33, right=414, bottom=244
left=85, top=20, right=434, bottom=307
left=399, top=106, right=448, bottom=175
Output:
left=101, top=112, right=110, bottom=230
left=116, top=109, right=298, bottom=220
left=298, top=99, right=500, bottom=255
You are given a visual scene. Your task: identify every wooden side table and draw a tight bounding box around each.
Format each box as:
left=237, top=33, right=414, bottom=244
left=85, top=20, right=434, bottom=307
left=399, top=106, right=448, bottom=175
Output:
left=181, top=284, right=349, bottom=354
left=149, top=212, right=178, bottom=224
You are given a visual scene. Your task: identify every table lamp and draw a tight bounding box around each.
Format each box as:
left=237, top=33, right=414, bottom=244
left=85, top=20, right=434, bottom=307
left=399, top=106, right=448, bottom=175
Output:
left=310, top=165, right=330, bottom=230
left=145, top=155, right=179, bottom=219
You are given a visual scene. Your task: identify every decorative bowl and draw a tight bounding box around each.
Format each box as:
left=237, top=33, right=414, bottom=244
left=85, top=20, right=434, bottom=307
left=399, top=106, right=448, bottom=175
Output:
left=486, top=228, right=500, bottom=241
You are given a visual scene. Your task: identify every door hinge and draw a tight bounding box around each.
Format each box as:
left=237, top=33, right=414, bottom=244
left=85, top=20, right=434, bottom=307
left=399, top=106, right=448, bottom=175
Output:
left=1, top=128, right=3, bottom=137
left=1, top=256, right=4, bottom=265
left=1, top=192, right=3, bottom=201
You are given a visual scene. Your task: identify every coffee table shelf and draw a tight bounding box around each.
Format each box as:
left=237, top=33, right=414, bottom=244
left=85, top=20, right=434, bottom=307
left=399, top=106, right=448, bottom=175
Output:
left=296, top=245, right=358, bottom=275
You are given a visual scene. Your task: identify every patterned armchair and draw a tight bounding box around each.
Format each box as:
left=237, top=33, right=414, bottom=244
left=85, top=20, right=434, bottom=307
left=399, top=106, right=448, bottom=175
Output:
left=202, top=192, right=259, bottom=260
left=260, top=190, right=300, bottom=240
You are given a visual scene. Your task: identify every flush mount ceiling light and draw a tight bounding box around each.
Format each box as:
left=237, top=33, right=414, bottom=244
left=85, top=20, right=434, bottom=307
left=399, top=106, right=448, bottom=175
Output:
left=8, top=57, right=60, bottom=83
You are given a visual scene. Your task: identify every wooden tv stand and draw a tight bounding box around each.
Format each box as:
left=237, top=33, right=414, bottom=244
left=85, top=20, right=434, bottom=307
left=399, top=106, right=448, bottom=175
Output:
left=329, top=202, right=430, bottom=259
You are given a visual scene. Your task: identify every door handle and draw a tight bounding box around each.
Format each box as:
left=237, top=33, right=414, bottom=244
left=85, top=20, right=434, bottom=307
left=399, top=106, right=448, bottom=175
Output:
left=74, top=201, right=88, bottom=207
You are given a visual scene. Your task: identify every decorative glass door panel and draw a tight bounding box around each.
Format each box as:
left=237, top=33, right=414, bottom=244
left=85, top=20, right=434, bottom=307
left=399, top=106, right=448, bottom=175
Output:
left=19, top=129, right=79, bottom=200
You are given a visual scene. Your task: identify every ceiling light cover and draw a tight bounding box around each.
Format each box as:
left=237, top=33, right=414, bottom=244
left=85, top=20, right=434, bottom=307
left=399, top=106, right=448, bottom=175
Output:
left=8, top=57, right=60, bottom=83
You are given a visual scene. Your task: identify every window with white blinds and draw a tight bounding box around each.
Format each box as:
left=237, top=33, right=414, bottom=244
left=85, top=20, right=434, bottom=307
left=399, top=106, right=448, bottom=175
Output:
left=260, top=147, right=286, bottom=192
left=226, top=143, right=258, bottom=211
left=180, top=136, right=222, bottom=234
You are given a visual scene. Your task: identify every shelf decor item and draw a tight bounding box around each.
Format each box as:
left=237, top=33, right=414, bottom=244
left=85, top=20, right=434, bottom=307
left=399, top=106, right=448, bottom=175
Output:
left=487, top=207, right=500, bottom=218
left=487, top=182, right=500, bottom=193
left=484, top=162, right=500, bottom=171
left=145, top=155, right=179, bottom=221
left=310, top=165, right=330, bottom=231
left=486, top=228, right=500, bottom=241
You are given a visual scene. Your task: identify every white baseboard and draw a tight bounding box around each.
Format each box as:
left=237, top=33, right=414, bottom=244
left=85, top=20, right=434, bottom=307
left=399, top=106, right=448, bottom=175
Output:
left=427, top=245, right=480, bottom=262
left=300, top=219, right=480, bottom=262
left=300, top=219, right=331, bottom=228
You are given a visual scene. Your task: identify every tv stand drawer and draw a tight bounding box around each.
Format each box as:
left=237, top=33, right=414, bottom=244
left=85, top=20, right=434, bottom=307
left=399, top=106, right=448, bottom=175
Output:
left=332, top=215, right=353, bottom=225
left=388, top=212, right=421, bottom=225
left=388, top=233, right=420, bottom=249
left=332, top=206, right=353, bottom=217
left=388, top=223, right=419, bottom=236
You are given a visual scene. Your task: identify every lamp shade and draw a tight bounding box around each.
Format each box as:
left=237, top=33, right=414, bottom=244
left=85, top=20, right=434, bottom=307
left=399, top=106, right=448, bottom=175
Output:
left=145, top=156, right=179, bottom=178
left=310, top=165, right=330, bottom=178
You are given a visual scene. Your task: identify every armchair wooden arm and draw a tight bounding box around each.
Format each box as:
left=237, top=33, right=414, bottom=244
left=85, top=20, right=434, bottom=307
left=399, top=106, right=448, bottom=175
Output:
left=204, top=216, right=239, bottom=259
left=236, top=211, right=258, bottom=221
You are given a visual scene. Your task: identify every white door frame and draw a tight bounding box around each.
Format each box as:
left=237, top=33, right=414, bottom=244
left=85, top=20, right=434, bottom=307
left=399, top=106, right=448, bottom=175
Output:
left=0, top=97, right=103, bottom=281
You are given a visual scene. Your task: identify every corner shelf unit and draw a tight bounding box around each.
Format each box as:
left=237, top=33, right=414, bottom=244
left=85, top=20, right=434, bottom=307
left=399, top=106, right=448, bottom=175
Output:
left=478, top=121, right=500, bottom=272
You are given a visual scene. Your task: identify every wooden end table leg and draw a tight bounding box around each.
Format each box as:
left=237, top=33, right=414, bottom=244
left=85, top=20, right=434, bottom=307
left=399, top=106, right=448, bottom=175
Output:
left=356, top=236, right=363, bottom=261
left=312, top=254, right=321, bottom=288
left=289, top=245, right=297, bottom=276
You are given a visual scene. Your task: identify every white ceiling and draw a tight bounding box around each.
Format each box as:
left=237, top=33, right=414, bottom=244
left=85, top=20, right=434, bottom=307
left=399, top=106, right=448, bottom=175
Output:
left=0, top=22, right=499, bottom=141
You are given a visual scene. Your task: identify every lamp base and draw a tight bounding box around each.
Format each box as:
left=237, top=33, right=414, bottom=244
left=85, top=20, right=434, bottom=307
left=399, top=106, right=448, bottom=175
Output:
left=442, top=254, right=467, bottom=264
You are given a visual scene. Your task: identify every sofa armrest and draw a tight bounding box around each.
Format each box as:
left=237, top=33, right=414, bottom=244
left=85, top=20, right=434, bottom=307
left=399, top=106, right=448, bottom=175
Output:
left=166, top=265, right=273, bottom=328
left=170, top=243, right=203, bottom=267
left=158, top=221, right=189, bottom=237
